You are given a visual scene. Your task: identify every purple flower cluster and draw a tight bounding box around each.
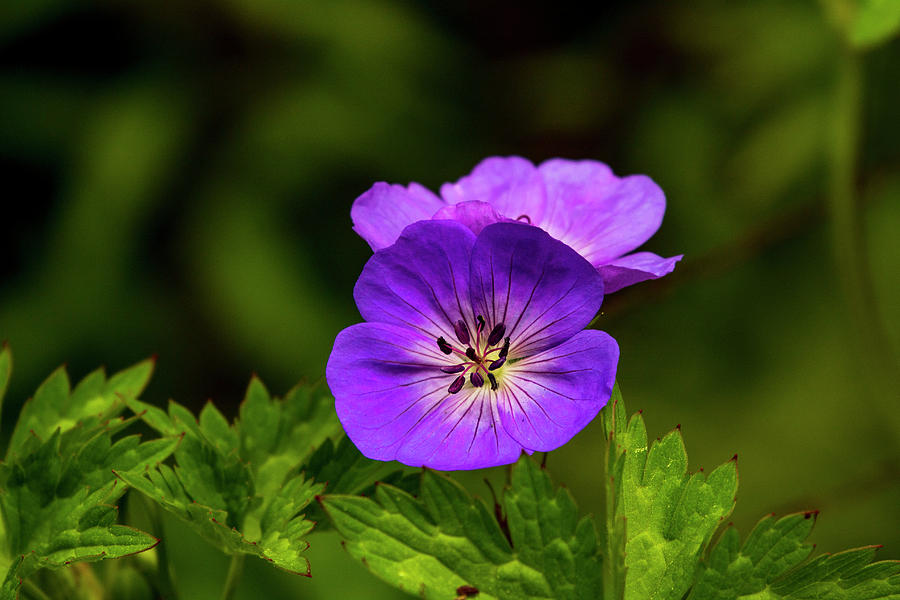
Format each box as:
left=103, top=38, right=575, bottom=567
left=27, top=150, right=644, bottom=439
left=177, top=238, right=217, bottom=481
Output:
left=326, top=157, right=679, bottom=470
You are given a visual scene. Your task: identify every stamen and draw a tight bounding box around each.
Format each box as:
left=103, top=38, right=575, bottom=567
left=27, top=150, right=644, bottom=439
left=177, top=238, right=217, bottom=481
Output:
left=487, top=373, right=498, bottom=390
left=470, top=372, right=484, bottom=387
left=441, top=364, right=465, bottom=374
left=488, top=356, right=506, bottom=371
left=448, top=376, right=465, bottom=394
left=453, top=320, right=470, bottom=345
left=515, top=214, right=532, bottom=224
left=437, top=337, right=453, bottom=355
left=475, top=315, right=485, bottom=332
left=499, top=337, right=510, bottom=358
left=465, top=347, right=478, bottom=362
left=487, top=323, right=506, bottom=346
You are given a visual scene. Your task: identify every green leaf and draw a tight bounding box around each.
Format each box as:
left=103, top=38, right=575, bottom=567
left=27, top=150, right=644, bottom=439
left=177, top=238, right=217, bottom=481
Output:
left=6, top=358, right=155, bottom=459
left=689, top=511, right=900, bottom=599
left=301, top=435, right=412, bottom=529
left=321, top=455, right=601, bottom=600
left=850, top=0, right=900, bottom=49
left=119, top=378, right=337, bottom=575
left=602, top=385, right=739, bottom=600
left=0, top=361, right=171, bottom=594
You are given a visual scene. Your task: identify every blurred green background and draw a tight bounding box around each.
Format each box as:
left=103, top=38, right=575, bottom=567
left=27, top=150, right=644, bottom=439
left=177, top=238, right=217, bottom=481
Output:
left=1, top=0, right=898, bottom=598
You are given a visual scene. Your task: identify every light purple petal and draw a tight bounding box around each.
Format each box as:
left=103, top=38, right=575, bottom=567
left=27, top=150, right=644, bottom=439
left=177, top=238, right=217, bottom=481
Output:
left=440, top=156, right=548, bottom=224
left=468, top=222, right=604, bottom=356
left=431, top=200, right=507, bottom=236
left=598, top=251, right=683, bottom=294
left=538, top=158, right=617, bottom=207
left=540, top=174, right=667, bottom=268
left=327, top=322, right=522, bottom=469
left=351, top=182, right=446, bottom=251
left=498, top=329, right=619, bottom=451
left=354, top=220, right=476, bottom=342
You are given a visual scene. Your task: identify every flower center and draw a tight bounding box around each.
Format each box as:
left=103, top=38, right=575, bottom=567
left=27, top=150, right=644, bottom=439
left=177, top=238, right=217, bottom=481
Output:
left=435, top=315, right=511, bottom=394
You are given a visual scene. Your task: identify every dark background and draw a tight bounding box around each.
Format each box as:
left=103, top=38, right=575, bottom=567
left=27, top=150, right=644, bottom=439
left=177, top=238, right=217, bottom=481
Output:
left=2, top=1, right=898, bottom=598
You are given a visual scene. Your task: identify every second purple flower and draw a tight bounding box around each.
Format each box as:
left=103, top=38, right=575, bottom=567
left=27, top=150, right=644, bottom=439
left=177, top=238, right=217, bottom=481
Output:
left=351, top=156, right=682, bottom=294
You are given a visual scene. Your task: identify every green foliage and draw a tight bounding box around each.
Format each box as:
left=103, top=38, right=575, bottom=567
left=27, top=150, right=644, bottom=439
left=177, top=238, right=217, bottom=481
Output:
left=119, top=378, right=348, bottom=575
left=690, top=512, right=900, bottom=599
left=321, top=456, right=601, bottom=600
left=301, top=435, right=415, bottom=529
left=601, top=386, right=739, bottom=600
left=324, top=386, right=899, bottom=599
left=0, top=357, right=172, bottom=599
left=6, top=357, right=155, bottom=460
left=850, top=0, right=900, bottom=49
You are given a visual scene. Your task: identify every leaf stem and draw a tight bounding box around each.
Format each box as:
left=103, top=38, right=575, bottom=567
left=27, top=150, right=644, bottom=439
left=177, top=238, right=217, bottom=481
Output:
left=21, top=579, right=52, bottom=600
left=144, top=497, right=179, bottom=600
left=220, top=554, right=245, bottom=600
left=827, top=39, right=900, bottom=445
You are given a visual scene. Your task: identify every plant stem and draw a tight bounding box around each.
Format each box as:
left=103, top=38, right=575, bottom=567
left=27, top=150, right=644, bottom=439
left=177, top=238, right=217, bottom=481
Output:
left=220, top=554, right=245, bottom=600
left=144, top=496, right=179, bottom=600
left=827, top=41, right=900, bottom=444
left=21, top=580, right=52, bottom=600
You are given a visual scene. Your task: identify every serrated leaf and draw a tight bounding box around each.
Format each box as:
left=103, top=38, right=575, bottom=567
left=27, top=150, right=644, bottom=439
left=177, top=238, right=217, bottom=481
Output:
left=0, top=361, right=170, bottom=586
left=850, top=0, right=900, bottom=49
left=689, top=512, right=900, bottom=599
left=120, top=378, right=333, bottom=574
left=6, top=358, right=155, bottom=459
left=321, top=455, right=601, bottom=600
left=602, top=386, right=739, bottom=600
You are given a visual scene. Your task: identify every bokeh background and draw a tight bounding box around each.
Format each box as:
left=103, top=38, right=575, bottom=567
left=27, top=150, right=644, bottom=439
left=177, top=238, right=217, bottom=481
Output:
left=2, top=1, right=898, bottom=598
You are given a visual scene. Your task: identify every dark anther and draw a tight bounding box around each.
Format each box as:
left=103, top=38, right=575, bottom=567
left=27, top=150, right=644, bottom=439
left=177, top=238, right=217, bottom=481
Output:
left=448, top=376, right=465, bottom=394
left=499, top=337, right=510, bottom=358
left=437, top=337, right=453, bottom=355
left=475, top=315, right=485, bottom=332
left=470, top=372, right=484, bottom=387
left=487, top=323, right=506, bottom=346
left=488, top=357, right=506, bottom=371
left=465, top=347, right=478, bottom=361
left=515, top=214, right=532, bottom=224
left=441, top=364, right=465, bottom=374
left=453, top=320, right=470, bottom=345
left=487, top=373, right=498, bottom=391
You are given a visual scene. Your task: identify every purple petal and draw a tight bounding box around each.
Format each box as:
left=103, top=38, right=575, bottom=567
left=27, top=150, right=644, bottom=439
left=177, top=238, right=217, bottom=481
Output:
left=327, top=322, right=522, bottom=469
left=468, top=222, right=604, bottom=356
left=440, top=156, right=548, bottom=224
left=354, top=220, right=476, bottom=342
left=431, top=200, right=506, bottom=236
left=498, top=329, right=619, bottom=451
left=538, top=158, right=617, bottom=207
left=564, top=175, right=666, bottom=265
left=351, top=182, right=446, bottom=251
left=598, top=251, right=683, bottom=294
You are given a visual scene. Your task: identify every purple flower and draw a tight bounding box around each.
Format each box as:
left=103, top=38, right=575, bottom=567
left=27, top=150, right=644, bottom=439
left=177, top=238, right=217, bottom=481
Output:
left=351, top=156, right=682, bottom=294
left=326, top=219, right=619, bottom=470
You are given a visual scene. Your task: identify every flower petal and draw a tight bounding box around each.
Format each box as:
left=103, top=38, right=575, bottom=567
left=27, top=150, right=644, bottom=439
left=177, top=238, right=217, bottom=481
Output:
left=354, top=220, right=477, bottom=342
left=544, top=174, right=667, bottom=268
left=598, top=251, right=683, bottom=294
left=431, top=200, right=507, bottom=236
left=538, top=158, right=617, bottom=207
left=440, top=156, right=548, bottom=224
left=468, top=222, right=604, bottom=356
left=327, top=322, right=522, bottom=469
left=351, top=182, right=446, bottom=251
left=498, top=329, right=619, bottom=451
